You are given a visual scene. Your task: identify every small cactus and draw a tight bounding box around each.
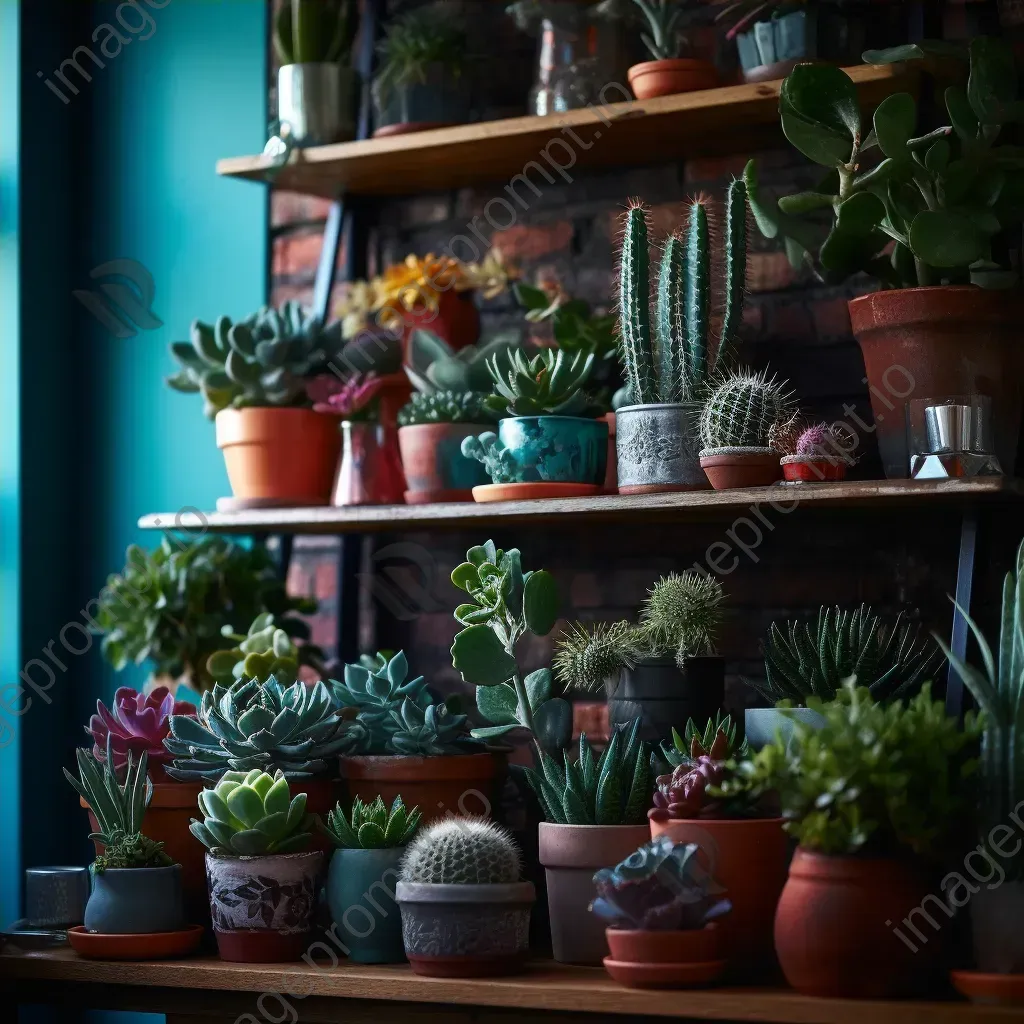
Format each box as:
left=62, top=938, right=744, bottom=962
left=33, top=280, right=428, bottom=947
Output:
left=698, top=369, right=795, bottom=453
left=640, top=571, right=725, bottom=663
left=553, top=620, right=641, bottom=692
left=400, top=818, right=522, bottom=885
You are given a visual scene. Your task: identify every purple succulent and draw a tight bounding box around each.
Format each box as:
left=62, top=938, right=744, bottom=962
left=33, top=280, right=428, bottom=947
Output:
left=306, top=373, right=381, bottom=417
left=649, top=757, right=727, bottom=821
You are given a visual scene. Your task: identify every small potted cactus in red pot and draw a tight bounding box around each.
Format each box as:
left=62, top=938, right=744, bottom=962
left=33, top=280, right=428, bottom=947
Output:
left=779, top=421, right=857, bottom=483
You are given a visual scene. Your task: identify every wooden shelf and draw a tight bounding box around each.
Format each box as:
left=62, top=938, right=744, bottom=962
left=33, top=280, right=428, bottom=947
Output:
left=217, top=65, right=915, bottom=198
left=1, top=950, right=1017, bottom=1023
left=138, top=478, right=1024, bottom=536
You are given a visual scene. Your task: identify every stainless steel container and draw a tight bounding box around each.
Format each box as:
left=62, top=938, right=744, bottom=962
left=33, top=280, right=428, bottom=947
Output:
left=278, top=63, right=354, bottom=147
left=25, top=866, right=90, bottom=928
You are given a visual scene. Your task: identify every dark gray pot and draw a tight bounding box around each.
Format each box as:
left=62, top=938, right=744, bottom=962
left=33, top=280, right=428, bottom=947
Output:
left=84, top=865, right=184, bottom=934
left=972, top=883, right=1024, bottom=973
left=615, top=404, right=709, bottom=493
left=744, top=707, right=826, bottom=751
left=372, top=64, right=470, bottom=133
left=607, top=657, right=724, bottom=745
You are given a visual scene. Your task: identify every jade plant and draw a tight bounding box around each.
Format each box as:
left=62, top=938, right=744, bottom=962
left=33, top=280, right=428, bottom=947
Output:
left=745, top=40, right=1024, bottom=288
left=273, top=0, right=357, bottom=65
left=619, top=187, right=746, bottom=407
left=400, top=817, right=522, bottom=885
left=698, top=369, right=796, bottom=453
left=323, top=795, right=421, bottom=849
left=207, top=612, right=324, bottom=688
left=659, top=712, right=748, bottom=771
left=484, top=348, right=600, bottom=418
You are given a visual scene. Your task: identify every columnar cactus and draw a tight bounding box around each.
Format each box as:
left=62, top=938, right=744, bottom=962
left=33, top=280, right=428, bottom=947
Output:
left=698, top=369, right=795, bottom=452
left=400, top=818, right=522, bottom=885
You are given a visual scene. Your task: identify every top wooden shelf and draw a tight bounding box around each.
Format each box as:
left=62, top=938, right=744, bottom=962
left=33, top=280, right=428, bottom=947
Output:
left=217, top=65, right=915, bottom=198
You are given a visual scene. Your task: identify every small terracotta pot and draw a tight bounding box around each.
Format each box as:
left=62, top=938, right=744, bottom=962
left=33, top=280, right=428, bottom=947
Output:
left=649, top=817, right=788, bottom=974
left=472, top=482, right=602, bottom=502
left=627, top=58, right=718, bottom=99
left=699, top=451, right=782, bottom=489
left=603, top=923, right=727, bottom=988
left=216, top=407, right=341, bottom=505
left=338, top=752, right=502, bottom=824
left=781, top=456, right=847, bottom=482
left=398, top=422, right=491, bottom=503
left=774, top=848, right=940, bottom=998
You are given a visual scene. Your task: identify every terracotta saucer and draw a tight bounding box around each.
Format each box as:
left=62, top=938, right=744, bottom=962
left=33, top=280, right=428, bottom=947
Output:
left=603, top=957, right=727, bottom=989
left=68, top=924, right=204, bottom=960
left=951, top=970, right=1024, bottom=1004
left=472, top=482, right=602, bottom=503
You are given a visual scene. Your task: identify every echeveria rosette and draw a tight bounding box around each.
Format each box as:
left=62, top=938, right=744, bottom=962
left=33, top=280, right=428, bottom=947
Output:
left=649, top=754, right=767, bottom=821
left=591, top=835, right=731, bottom=931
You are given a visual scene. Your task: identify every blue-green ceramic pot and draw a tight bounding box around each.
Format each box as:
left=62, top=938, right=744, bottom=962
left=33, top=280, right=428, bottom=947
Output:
left=497, top=416, right=608, bottom=484
left=84, top=865, right=184, bottom=934
left=326, top=847, right=406, bottom=964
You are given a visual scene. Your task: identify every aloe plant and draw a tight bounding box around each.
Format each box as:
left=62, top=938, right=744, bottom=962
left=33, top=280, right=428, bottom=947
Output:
left=274, top=0, right=356, bottom=65
left=323, top=795, right=421, bottom=850
left=484, top=348, right=600, bottom=418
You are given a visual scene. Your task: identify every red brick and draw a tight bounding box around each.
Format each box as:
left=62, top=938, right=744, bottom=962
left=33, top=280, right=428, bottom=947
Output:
left=271, top=191, right=334, bottom=228
left=812, top=296, right=853, bottom=340
left=768, top=300, right=814, bottom=340
left=573, top=702, right=610, bottom=743
left=270, top=282, right=315, bottom=309
left=491, top=220, right=573, bottom=261
left=747, top=252, right=796, bottom=293
left=684, top=154, right=750, bottom=184
left=272, top=230, right=325, bottom=278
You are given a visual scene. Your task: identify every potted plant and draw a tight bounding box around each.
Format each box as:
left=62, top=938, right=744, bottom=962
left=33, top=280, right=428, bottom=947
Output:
left=64, top=743, right=200, bottom=959
left=698, top=369, right=796, bottom=488
left=205, top=612, right=324, bottom=689
left=372, top=9, right=469, bottom=137
left=332, top=650, right=501, bottom=823
left=554, top=571, right=727, bottom=743
left=726, top=682, right=981, bottom=997
left=190, top=769, right=322, bottom=962
left=322, top=795, right=421, bottom=964
left=462, top=349, right=608, bottom=501
left=396, top=817, right=535, bottom=976
left=273, top=0, right=357, bottom=146
left=778, top=421, right=857, bottom=482
left=166, top=300, right=346, bottom=507
left=616, top=188, right=747, bottom=493
left=745, top=45, right=1024, bottom=479
left=658, top=713, right=748, bottom=772
left=746, top=604, right=942, bottom=749
left=592, top=835, right=731, bottom=988
left=627, top=0, right=717, bottom=99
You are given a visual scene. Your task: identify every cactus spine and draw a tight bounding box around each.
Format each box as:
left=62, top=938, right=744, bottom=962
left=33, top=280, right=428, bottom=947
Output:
left=619, top=204, right=657, bottom=405
left=400, top=818, right=522, bottom=885
left=698, top=370, right=795, bottom=452
left=655, top=235, right=686, bottom=404
left=718, top=178, right=747, bottom=373
left=685, top=199, right=710, bottom=397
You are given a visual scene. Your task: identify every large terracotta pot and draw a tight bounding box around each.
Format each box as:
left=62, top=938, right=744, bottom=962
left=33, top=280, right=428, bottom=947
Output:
left=849, top=286, right=1024, bottom=479
left=338, top=752, right=503, bottom=824
left=398, top=422, right=491, bottom=503
left=216, top=407, right=341, bottom=505
left=538, top=822, right=651, bottom=965
left=774, top=848, right=940, bottom=997
left=627, top=58, right=718, bottom=99
left=649, top=816, right=788, bottom=974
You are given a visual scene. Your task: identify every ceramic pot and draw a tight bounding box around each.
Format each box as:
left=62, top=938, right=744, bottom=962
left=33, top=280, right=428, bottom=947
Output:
left=398, top=422, right=491, bottom=503
left=206, top=851, right=323, bottom=963
left=538, top=822, right=651, bottom=964
left=472, top=482, right=601, bottom=502
left=216, top=407, right=341, bottom=506
left=627, top=58, right=718, bottom=99
left=736, top=10, right=811, bottom=79
left=603, top=923, right=727, bottom=988
left=849, top=286, right=1024, bottom=478
left=396, top=880, right=535, bottom=976
left=338, top=752, right=502, bottom=824
left=332, top=420, right=406, bottom=506
left=743, top=707, right=826, bottom=751
left=649, top=816, right=788, bottom=974
left=781, top=456, right=847, bottom=482
left=607, top=657, right=724, bottom=745
left=277, top=63, right=356, bottom=146
left=774, top=848, right=939, bottom=997
left=25, top=866, right=91, bottom=928
left=326, top=847, right=405, bottom=964
left=372, top=63, right=470, bottom=136
left=699, top=449, right=782, bottom=489
left=615, top=404, right=708, bottom=493
left=496, top=416, right=608, bottom=485
left=971, top=882, right=1024, bottom=974
left=84, top=865, right=184, bottom=935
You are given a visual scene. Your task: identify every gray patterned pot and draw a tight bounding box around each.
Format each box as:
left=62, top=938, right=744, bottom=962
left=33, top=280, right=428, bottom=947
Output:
left=615, top=403, right=709, bottom=493
left=396, top=880, right=534, bottom=977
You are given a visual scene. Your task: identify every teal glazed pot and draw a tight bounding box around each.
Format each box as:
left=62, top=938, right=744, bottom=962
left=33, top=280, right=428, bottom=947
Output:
left=497, top=416, right=608, bottom=484
left=84, top=865, right=185, bottom=934
left=326, top=847, right=406, bottom=964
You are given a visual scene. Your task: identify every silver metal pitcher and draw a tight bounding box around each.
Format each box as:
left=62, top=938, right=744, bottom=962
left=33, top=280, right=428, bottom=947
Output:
left=278, top=63, right=354, bottom=147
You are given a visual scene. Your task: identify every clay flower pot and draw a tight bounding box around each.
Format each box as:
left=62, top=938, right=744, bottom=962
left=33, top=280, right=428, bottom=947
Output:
left=603, top=923, right=727, bottom=989
left=216, top=407, right=341, bottom=507
left=781, top=455, right=847, bottom=482
left=774, top=848, right=939, bottom=997
left=627, top=58, right=718, bottom=99
left=398, top=422, right=491, bottom=503
left=699, top=449, right=782, bottom=489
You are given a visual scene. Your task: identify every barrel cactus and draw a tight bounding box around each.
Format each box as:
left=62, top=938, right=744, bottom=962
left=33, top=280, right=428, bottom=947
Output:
left=400, top=818, right=522, bottom=885
left=698, top=369, right=796, bottom=453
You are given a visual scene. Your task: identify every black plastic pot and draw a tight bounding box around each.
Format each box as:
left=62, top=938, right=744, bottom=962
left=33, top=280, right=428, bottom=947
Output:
left=607, top=656, right=725, bottom=744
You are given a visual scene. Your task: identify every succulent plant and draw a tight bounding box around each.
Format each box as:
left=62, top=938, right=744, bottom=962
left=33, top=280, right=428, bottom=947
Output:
left=758, top=604, right=943, bottom=705
left=206, top=613, right=324, bottom=689
left=659, top=712, right=749, bottom=771
left=165, top=678, right=358, bottom=781
left=400, top=817, right=522, bottom=885
left=552, top=620, right=641, bottom=692
left=459, top=432, right=520, bottom=484
left=388, top=699, right=480, bottom=756
left=190, top=769, right=316, bottom=857
left=649, top=758, right=727, bottom=820
left=618, top=187, right=746, bottom=407
left=484, top=348, right=600, bottom=418
left=698, top=369, right=796, bottom=452
left=273, top=0, right=357, bottom=65
left=324, top=795, right=422, bottom=850
left=306, top=372, right=381, bottom=419
left=631, top=0, right=710, bottom=60
left=520, top=722, right=653, bottom=826
left=591, top=835, right=731, bottom=931
left=87, top=686, right=195, bottom=779
left=773, top=420, right=858, bottom=464
left=639, top=571, right=725, bottom=663
left=166, top=301, right=342, bottom=419
left=405, top=328, right=522, bottom=395
left=397, top=390, right=499, bottom=427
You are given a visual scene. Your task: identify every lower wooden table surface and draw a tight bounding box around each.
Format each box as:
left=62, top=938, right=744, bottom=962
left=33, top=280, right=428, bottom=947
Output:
left=1, top=950, right=1022, bottom=1024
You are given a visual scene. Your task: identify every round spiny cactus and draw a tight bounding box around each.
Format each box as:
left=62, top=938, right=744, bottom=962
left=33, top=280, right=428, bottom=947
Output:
left=400, top=817, right=522, bottom=885
left=553, top=620, right=639, bottom=692
left=640, top=571, right=725, bottom=662
left=698, top=369, right=795, bottom=453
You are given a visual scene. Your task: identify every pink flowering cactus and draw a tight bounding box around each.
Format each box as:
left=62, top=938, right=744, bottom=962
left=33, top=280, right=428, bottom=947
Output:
left=795, top=422, right=856, bottom=463
left=88, top=686, right=196, bottom=780
left=306, top=373, right=381, bottom=418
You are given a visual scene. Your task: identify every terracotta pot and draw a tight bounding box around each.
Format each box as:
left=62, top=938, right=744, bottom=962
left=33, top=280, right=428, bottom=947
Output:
left=649, top=817, right=788, bottom=973
left=332, top=421, right=406, bottom=506
left=603, top=923, right=727, bottom=988
left=699, top=451, right=782, bottom=489
left=538, top=822, right=651, bottom=965
left=338, top=752, right=502, bottom=824
left=849, top=286, right=1024, bottom=479
left=781, top=457, right=847, bottom=482
left=398, top=422, right=491, bottom=503
left=216, top=407, right=341, bottom=505
left=397, top=289, right=481, bottom=357
left=472, top=482, right=602, bottom=502
left=774, top=848, right=940, bottom=997
left=627, top=58, right=718, bottom=99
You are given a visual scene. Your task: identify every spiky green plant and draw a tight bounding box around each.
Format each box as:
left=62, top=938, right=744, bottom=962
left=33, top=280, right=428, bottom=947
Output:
left=484, top=348, right=599, bottom=418
left=323, top=796, right=421, bottom=850
left=273, top=0, right=356, bottom=65
left=400, top=818, right=522, bottom=884
left=660, top=712, right=748, bottom=770
left=759, top=604, right=944, bottom=705
left=698, top=369, right=796, bottom=452
left=619, top=186, right=747, bottom=407
left=639, top=571, right=725, bottom=663
left=631, top=0, right=709, bottom=60
left=552, top=620, right=641, bottom=692
left=388, top=699, right=481, bottom=756
left=206, top=612, right=322, bottom=688
left=397, top=390, right=499, bottom=427
left=373, top=8, right=466, bottom=110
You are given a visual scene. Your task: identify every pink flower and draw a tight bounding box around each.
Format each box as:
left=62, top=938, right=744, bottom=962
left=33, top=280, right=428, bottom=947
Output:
left=306, top=373, right=382, bottom=417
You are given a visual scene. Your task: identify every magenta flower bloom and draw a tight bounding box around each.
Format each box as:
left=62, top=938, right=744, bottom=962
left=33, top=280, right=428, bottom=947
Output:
left=306, top=373, right=382, bottom=418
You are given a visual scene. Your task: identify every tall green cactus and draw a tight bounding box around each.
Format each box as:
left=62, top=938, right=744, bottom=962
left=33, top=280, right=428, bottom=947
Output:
left=718, top=178, right=747, bottom=372
left=655, top=235, right=686, bottom=405
left=619, top=204, right=657, bottom=405
left=685, top=199, right=710, bottom=395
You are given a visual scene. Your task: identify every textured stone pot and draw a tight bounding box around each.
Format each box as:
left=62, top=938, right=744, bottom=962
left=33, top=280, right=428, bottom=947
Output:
left=744, top=707, right=826, bottom=751
left=615, top=403, right=708, bottom=493
left=396, top=880, right=535, bottom=976
left=699, top=449, right=782, bottom=489
left=607, top=657, right=724, bottom=745
left=538, top=822, right=650, bottom=965
left=496, top=415, right=608, bottom=484
left=972, top=881, right=1024, bottom=974
left=849, top=286, right=1024, bottom=479
left=326, top=847, right=405, bottom=964
left=84, top=865, right=184, bottom=935
left=398, top=422, right=491, bottom=503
